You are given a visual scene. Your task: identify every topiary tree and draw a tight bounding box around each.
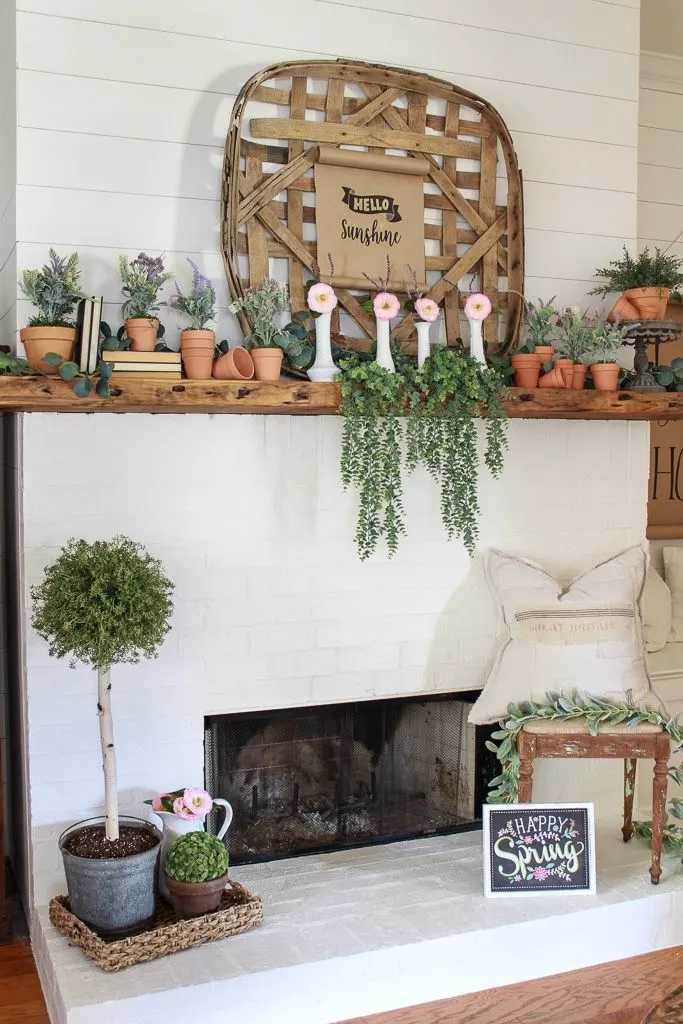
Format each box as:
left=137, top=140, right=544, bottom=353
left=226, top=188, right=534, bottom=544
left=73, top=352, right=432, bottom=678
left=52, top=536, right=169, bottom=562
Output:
left=31, top=536, right=174, bottom=842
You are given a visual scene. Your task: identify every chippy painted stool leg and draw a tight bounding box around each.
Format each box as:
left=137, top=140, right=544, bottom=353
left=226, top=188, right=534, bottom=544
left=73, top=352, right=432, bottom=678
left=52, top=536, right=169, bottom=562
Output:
left=518, top=731, right=535, bottom=803
left=650, top=734, right=671, bottom=885
left=622, top=758, right=637, bottom=843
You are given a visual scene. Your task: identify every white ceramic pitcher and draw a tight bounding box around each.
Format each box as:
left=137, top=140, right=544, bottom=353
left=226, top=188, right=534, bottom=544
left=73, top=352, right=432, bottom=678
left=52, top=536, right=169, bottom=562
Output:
left=153, top=799, right=233, bottom=902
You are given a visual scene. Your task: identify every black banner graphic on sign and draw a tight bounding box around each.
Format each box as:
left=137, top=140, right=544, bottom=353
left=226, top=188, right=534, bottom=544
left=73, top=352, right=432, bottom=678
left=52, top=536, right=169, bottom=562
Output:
left=483, top=804, right=595, bottom=897
left=341, top=186, right=402, bottom=223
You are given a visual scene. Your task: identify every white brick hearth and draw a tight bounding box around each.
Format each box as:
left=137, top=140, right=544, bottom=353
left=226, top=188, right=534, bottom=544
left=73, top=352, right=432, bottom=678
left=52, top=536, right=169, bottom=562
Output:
left=33, top=826, right=683, bottom=1024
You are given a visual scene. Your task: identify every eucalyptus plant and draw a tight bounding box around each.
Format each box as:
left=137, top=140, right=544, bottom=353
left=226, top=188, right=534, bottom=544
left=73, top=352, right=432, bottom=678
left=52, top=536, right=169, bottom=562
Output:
left=19, top=249, right=83, bottom=328
left=31, top=538, right=174, bottom=842
left=554, top=307, right=593, bottom=363
left=339, top=347, right=507, bottom=560
left=586, top=317, right=635, bottom=364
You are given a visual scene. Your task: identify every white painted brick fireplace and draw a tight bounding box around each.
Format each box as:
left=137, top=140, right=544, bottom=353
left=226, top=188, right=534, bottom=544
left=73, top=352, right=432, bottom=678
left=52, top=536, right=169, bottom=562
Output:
left=18, top=413, right=650, bottom=908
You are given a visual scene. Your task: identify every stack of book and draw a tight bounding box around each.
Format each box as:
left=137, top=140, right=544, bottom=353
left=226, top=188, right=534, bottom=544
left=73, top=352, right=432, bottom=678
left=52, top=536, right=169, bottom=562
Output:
left=100, top=351, right=182, bottom=381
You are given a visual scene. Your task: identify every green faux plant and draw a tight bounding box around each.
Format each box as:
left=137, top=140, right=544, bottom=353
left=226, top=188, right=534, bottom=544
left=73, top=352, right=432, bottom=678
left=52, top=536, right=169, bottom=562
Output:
left=653, top=358, right=683, bottom=391
left=339, top=346, right=507, bottom=560
left=19, top=249, right=83, bottom=328
left=229, top=278, right=313, bottom=369
left=0, top=318, right=116, bottom=399
left=586, top=317, right=635, bottom=365
left=165, top=831, right=228, bottom=883
left=119, top=253, right=173, bottom=320
left=520, top=296, right=558, bottom=352
left=554, top=307, right=593, bottom=364
left=590, top=246, right=683, bottom=297
left=171, top=259, right=217, bottom=330
left=31, top=537, right=174, bottom=842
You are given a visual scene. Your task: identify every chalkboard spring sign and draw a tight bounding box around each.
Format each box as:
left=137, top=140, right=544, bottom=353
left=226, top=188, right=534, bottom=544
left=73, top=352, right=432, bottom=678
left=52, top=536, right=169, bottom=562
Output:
left=483, top=804, right=596, bottom=897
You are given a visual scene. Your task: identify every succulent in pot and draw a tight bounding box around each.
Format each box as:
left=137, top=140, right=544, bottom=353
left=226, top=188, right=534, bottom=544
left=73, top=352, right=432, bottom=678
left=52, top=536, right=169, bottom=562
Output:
left=31, top=537, right=174, bottom=936
left=19, top=249, right=83, bottom=372
left=119, top=252, right=173, bottom=351
left=171, top=260, right=218, bottom=380
left=164, top=831, right=229, bottom=919
left=590, top=246, right=683, bottom=320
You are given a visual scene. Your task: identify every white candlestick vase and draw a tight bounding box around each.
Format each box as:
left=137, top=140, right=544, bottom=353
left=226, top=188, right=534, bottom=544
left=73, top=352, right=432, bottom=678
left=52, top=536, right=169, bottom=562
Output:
left=307, top=312, right=336, bottom=383
left=416, top=320, right=431, bottom=368
left=375, top=317, right=395, bottom=373
left=468, top=318, right=487, bottom=366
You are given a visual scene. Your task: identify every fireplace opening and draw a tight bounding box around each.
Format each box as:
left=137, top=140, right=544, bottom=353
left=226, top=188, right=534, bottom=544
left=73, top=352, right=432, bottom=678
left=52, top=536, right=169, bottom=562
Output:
left=205, top=693, right=497, bottom=863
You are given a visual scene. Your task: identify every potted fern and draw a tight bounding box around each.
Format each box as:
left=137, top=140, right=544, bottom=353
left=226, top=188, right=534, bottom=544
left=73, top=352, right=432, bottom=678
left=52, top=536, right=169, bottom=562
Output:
left=31, top=537, right=174, bottom=936
left=164, top=831, right=229, bottom=919
left=119, top=253, right=173, bottom=351
left=19, top=249, right=83, bottom=372
left=590, top=246, right=683, bottom=320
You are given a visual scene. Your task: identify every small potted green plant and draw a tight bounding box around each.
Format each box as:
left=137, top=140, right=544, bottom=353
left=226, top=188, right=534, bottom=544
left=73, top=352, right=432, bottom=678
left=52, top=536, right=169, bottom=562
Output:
left=19, top=249, right=83, bottom=372
left=590, top=246, right=683, bottom=320
left=164, top=831, right=229, bottom=919
left=554, top=307, right=593, bottom=390
left=119, top=253, right=173, bottom=351
left=509, top=296, right=558, bottom=386
left=170, top=259, right=217, bottom=380
left=229, top=279, right=310, bottom=380
left=586, top=317, right=634, bottom=391
left=31, top=537, right=174, bottom=936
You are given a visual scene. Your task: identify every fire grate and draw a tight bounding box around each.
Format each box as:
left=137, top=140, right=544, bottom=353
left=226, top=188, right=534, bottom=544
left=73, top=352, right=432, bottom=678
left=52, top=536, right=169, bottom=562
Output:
left=205, top=692, right=496, bottom=863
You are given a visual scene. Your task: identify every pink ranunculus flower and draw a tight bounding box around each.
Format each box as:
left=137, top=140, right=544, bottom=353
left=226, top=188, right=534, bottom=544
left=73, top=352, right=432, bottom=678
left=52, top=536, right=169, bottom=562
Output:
left=464, top=293, right=492, bottom=321
left=373, top=291, right=400, bottom=321
left=415, top=297, right=439, bottom=323
left=307, top=282, right=338, bottom=313
left=183, top=787, right=213, bottom=817
left=151, top=793, right=171, bottom=812
left=173, top=796, right=199, bottom=820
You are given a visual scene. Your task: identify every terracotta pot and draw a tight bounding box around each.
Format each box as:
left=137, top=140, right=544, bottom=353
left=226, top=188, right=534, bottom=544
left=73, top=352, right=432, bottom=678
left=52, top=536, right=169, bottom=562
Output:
left=607, top=295, right=639, bottom=322
left=213, top=347, right=254, bottom=381
left=251, top=347, right=283, bottom=382
left=624, top=287, right=670, bottom=320
left=510, top=354, right=540, bottom=389
left=554, top=358, right=574, bottom=388
left=533, top=345, right=555, bottom=369
left=538, top=366, right=568, bottom=389
left=181, top=330, right=216, bottom=381
left=165, top=871, right=228, bottom=920
left=20, top=326, right=77, bottom=373
left=571, top=364, right=588, bottom=390
left=591, top=362, right=620, bottom=391
left=125, top=318, right=159, bottom=352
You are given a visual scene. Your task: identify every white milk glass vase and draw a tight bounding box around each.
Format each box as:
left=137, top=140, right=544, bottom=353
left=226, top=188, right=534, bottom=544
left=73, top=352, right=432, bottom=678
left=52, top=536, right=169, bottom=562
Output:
left=416, top=320, right=431, bottom=368
left=307, top=311, right=336, bottom=383
left=375, top=317, right=395, bottom=372
left=468, top=316, right=487, bottom=366
left=153, top=799, right=233, bottom=902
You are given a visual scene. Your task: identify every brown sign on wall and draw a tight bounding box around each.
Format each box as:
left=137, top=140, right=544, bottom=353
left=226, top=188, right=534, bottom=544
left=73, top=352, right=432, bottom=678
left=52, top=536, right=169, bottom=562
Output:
left=314, top=147, right=427, bottom=291
left=648, top=302, right=683, bottom=540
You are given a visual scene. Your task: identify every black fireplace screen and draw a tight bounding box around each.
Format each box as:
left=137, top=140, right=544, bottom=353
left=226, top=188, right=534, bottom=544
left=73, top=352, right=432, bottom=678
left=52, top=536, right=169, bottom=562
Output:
left=205, top=692, right=496, bottom=863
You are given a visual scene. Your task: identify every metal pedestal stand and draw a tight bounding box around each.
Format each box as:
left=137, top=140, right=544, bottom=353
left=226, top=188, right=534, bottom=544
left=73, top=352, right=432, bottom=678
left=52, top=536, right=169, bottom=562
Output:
left=621, top=320, right=683, bottom=392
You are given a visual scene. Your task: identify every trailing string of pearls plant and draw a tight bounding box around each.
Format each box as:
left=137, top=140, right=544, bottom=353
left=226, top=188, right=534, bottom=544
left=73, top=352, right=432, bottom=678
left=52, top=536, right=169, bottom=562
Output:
left=305, top=262, right=508, bottom=561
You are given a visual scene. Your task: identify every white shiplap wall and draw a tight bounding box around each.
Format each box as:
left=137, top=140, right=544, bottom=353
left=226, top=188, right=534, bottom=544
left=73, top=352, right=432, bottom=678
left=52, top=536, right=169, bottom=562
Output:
left=0, top=3, right=16, bottom=351
left=638, top=52, right=683, bottom=261
left=11, top=0, right=641, bottom=348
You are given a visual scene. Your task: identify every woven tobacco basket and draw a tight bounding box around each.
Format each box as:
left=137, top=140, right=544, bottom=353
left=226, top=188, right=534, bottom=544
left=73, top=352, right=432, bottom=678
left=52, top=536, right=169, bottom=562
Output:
left=48, top=881, right=263, bottom=972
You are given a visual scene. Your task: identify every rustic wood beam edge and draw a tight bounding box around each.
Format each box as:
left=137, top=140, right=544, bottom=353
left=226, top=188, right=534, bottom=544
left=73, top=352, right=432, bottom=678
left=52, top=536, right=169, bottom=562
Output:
left=0, top=379, right=682, bottom=420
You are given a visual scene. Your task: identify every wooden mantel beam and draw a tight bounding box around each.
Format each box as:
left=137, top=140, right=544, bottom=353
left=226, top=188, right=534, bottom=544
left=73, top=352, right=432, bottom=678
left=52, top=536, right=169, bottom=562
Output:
left=0, top=378, right=681, bottom=419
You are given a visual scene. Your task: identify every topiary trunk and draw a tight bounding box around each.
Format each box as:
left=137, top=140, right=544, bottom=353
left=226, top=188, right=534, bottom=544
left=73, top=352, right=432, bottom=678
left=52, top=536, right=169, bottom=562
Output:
left=97, top=666, right=119, bottom=841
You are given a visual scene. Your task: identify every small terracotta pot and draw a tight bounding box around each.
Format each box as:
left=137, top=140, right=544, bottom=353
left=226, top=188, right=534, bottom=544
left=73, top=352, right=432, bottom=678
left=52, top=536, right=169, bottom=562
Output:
left=165, top=872, right=228, bottom=920
left=623, top=287, right=670, bottom=320
left=251, top=347, right=283, bottom=382
left=554, top=358, right=574, bottom=388
left=571, top=364, right=588, bottom=390
left=510, top=353, right=540, bottom=389
left=125, top=318, right=159, bottom=352
left=607, top=295, right=639, bottom=322
left=533, top=345, right=555, bottom=369
left=213, top=347, right=254, bottom=380
left=181, top=330, right=216, bottom=381
left=591, top=362, right=620, bottom=391
left=20, top=326, right=77, bottom=373
left=538, top=366, right=568, bottom=389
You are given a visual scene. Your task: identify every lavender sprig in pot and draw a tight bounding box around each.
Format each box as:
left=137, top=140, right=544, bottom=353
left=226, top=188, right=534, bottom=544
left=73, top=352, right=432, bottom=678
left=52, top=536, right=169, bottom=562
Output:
left=119, top=252, right=173, bottom=352
left=172, top=260, right=217, bottom=379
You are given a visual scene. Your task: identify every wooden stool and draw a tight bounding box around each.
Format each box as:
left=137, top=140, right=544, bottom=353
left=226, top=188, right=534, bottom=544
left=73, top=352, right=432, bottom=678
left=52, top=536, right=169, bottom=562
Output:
left=518, top=719, right=671, bottom=885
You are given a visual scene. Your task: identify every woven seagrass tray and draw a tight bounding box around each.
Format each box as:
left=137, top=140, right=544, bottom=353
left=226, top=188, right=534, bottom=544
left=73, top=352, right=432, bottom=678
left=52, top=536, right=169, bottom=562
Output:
left=48, top=881, right=263, bottom=972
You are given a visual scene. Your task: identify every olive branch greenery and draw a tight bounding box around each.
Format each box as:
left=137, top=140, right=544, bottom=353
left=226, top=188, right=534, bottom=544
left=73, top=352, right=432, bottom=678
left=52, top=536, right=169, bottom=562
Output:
left=486, top=690, right=683, bottom=859
left=338, top=346, right=507, bottom=560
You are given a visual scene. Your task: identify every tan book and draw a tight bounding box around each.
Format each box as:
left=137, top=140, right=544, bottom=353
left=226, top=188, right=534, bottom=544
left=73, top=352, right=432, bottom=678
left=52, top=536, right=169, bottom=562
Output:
left=110, top=372, right=182, bottom=381
left=102, top=350, right=181, bottom=365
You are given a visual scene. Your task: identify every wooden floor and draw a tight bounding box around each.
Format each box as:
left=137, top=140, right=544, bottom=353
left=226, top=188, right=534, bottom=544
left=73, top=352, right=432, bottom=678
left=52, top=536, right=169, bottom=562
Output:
left=2, top=939, right=683, bottom=1024
left=341, top=945, right=683, bottom=1024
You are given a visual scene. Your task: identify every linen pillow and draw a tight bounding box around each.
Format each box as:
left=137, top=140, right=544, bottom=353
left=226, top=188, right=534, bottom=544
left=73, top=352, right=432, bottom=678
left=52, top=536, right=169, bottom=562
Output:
left=664, top=547, right=683, bottom=642
left=641, top=567, right=672, bottom=653
left=469, top=546, right=651, bottom=725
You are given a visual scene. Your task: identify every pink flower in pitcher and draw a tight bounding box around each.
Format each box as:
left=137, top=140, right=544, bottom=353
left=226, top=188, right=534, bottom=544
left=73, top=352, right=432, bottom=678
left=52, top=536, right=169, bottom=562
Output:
left=152, top=793, right=171, bottom=812
left=307, top=283, right=338, bottom=313
left=464, top=293, right=491, bottom=321
left=173, top=796, right=199, bottom=820
left=373, top=292, right=400, bottom=321
left=415, top=297, right=439, bottom=323
left=183, top=787, right=213, bottom=817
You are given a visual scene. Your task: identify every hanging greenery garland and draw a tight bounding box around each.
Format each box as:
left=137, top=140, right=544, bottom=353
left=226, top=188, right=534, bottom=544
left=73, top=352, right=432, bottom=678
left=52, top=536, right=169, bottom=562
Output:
left=338, top=347, right=507, bottom=560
